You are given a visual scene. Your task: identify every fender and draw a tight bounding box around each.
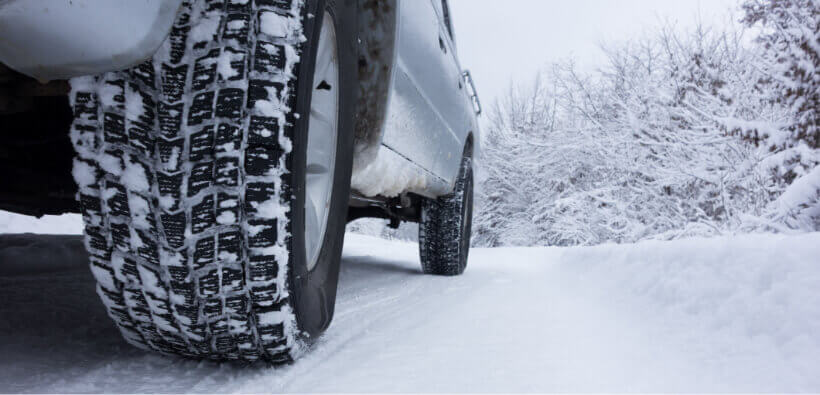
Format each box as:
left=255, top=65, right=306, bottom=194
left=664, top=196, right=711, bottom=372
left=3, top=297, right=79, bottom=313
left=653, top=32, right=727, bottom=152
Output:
left=0, top=0, right=183, bottom=80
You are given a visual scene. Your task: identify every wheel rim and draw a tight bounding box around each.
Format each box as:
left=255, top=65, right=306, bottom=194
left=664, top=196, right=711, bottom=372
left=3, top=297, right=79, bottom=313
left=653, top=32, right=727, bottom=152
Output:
left=304, top=12, right=339, bottom=272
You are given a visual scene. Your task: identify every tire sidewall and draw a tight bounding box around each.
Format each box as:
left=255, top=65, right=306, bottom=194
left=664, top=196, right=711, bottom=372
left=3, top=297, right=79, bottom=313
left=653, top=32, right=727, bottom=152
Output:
left=287, top=0, right=356, bottom=338
left=459, top=158, right=474, bottom=270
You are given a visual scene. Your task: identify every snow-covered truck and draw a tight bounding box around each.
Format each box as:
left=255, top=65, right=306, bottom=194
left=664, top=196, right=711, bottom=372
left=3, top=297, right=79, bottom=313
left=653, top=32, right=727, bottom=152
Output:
left=0, top=0, right=481, bottom=362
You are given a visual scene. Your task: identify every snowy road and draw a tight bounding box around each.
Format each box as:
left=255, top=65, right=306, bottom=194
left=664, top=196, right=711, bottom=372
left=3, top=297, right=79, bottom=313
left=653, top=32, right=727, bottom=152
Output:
left=1, top=232, right=818, bottom=392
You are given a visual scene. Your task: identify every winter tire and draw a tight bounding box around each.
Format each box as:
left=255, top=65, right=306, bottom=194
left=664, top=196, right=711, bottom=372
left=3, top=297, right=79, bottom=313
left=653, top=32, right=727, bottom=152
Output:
left=68, top=0, right=356, bottom=362
left=419, top=154, right=474, bottom=276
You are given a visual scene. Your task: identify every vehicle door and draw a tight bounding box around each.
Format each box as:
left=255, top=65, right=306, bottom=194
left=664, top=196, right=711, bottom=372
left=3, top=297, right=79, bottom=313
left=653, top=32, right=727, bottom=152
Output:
left=431, top=0, right=478, bottom=182
left=382, top=0, right=465, bottom=185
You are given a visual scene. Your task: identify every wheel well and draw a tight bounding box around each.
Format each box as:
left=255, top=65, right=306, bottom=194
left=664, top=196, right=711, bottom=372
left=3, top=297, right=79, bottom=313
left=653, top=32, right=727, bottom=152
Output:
left=352, top=0, right=397, bottom=172
left=0, top=65, right=77, bottom=216
left=464, top=133, right=474, bottom=158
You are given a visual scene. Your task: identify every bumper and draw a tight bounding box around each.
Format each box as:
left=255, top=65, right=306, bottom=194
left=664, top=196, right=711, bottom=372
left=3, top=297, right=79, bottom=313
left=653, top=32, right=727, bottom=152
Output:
left=0, top=0, right=183, bottom=80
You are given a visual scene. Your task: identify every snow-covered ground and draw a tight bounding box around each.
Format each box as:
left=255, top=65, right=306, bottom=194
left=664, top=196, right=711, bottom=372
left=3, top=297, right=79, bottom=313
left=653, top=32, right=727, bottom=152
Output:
left=0, top=214, right=818, bottom=392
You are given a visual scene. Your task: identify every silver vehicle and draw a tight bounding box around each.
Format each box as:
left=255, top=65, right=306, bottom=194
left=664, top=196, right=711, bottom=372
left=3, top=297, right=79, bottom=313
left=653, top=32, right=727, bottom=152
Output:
left=0, top=0, right=480, bottom=362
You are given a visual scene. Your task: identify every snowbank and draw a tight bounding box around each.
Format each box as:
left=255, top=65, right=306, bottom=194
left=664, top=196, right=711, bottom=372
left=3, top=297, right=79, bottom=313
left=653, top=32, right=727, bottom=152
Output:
left=0, top=211, right=82, bottom=234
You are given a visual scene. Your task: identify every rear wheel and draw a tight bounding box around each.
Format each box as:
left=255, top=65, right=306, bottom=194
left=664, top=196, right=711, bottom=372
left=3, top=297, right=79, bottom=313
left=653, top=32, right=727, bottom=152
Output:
left=418, top=154, right=474, bottom=276
left=69, top=0, right=356, bottom=362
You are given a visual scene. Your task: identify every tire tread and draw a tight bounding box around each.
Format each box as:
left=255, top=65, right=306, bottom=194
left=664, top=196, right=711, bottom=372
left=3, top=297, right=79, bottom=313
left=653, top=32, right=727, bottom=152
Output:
left=69, top=0, right=305, bottom=362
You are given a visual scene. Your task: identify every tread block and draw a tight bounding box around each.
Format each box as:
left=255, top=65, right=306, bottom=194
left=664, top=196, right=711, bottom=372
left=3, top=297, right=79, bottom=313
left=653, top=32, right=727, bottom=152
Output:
left=126, top=87, right=156, bottom=125
left=245, top=182, right=275, bottom=217
left=204, top=297, right=223, bottom=318
left=215, top=123, right=242, bottom=154
left=190, top=339, right=210, bottom=354
left=245, top=147, right=281, bottom=176
left=255, top=0, right=292, bottom=11
left=105, top=183, right=130, bottom=218
left=111, top=222, right=131, bottom=252
left=266, top=349, right=293, bottom=364
left=224, top=13, right=250, bottom=45
left=248, top=115, right=279, bottom=147
left=128, top=193, right=156, bottom=226
left=189, top=91, right=216, bottom=126
left=204, top=0, right=226, bottom=14
left=158, top=101, right=185, bottom=139
left=161, top=63, right=188, bottom=103
left=72, top=91, right=99, bottom=120
left=157, top=172, right=184, bottom=211
left=193, top=235, right=216, bottom=269
left=169, top=25, right=190, bottom=64
left=135, top=230, right=161, bottom=266
left=103, top=112, right=127, bottom=144
left=247, top=218, right=277, bottom=248
left=218, top=230, right=242, bottom=262
left=128, top=121, right=155, bottom=157
left=85, top=229, right=111, bottom=259
left=130, top=61, right=156, bottom=88
left=216, top=88, right=245, bottom=119
left=220, top=47, right=247, bottom=81
left=250, top=285, right=278, bottom=308
left=199, top=270, right=220, bottom=297
left=193, top=49, right=220, bottom=91
left=253, top=41, right=286, bottom=74
left=221, top=267, right=244, bottom=293
left=188, top=162, right=214, bottom=197
left=160, top=211, right=187, bottom=248
left=248, top=80, right=282, bottom=110
left=123, top=288, right=153, bottom=323
left=210, top=321, right=229, bottom=343
left=227, top=0, right=252, bottom=12
left=79, top=193, right=102, bottom=216
left=90, top=262, right=119, bottom=292
left=100, top=79, right=126, bottom=109
left=215, top=157, right=240, bottom=187
left=248, top=254, right=278, bottom=283
left=192, top=14, right=223, bottom=50
left=158, top=137, right=185, bottom=173
left=215, top=335, right=236, bottom=355
left=216, top=192, right=240, bottom=226
left=167, top=265, right=191, bottom=284
left=191, top=194, right=216, bottom=233
left=98, top=287, right=127, bottom=309
left=255, top=319, right=285, bottom=341
left=71, top=124, right=100, bottom=157
left=114, top=254, right=141, bottom=284
left=224, top=295, right=247, bottom=315
left=174, top=304, right=199, bottom=325
left=190, top=125, right=216, bottom=163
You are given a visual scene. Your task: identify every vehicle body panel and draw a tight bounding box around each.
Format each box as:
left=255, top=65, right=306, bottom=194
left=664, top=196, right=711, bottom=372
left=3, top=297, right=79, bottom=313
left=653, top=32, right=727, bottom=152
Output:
left=354, top=0, right=480, bottom=197
left=0, top=0, right=479, bottom=202
left=0, top=0, right=183, bottom=81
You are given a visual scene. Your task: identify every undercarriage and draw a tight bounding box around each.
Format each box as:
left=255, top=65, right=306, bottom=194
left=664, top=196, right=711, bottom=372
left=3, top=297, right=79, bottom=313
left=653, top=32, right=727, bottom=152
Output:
left=0, top=65, right=76, bottom=216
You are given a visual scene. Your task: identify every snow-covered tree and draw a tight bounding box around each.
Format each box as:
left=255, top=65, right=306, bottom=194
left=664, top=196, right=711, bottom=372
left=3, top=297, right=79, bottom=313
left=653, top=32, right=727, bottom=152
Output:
left=473, top=19, right=805, bottom=246
left=740, top=0, right=820, bottom=229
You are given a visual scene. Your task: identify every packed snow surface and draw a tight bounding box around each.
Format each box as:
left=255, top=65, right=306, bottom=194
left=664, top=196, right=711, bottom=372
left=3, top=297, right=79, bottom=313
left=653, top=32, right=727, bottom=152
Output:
left=0, top=223, right=818, bottom=392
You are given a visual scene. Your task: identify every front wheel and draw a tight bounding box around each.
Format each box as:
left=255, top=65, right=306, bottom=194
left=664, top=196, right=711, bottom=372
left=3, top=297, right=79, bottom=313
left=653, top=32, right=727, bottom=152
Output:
left=69, top=0, right=356, bottom=362
left=418, top=154, right=474, bottom=276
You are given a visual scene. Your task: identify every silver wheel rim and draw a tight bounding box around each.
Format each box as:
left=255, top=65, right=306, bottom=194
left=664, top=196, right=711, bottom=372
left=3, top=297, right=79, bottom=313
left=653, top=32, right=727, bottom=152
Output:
left=305, top=12, right=339, bottom=271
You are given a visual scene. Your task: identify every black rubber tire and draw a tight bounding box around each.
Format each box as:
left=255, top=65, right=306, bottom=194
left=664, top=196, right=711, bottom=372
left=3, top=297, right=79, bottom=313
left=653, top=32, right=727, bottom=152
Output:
left=68, top=0, right=356, bottom=363
left=418, top=155, right=474, bottom=276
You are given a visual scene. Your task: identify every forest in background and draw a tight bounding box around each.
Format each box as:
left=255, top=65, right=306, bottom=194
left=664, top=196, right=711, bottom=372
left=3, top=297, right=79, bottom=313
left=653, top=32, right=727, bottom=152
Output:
left=350, top=0, right=819, bottom=247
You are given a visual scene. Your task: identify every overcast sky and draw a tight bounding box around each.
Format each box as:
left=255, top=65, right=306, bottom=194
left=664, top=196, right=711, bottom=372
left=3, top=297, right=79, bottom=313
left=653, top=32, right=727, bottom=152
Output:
left=448, top=0, right=741, bottom=108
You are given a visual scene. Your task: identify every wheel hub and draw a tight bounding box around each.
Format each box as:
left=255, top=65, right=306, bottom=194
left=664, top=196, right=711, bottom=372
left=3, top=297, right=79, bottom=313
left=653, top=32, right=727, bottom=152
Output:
left=304, top=12, right=339, bottom=271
